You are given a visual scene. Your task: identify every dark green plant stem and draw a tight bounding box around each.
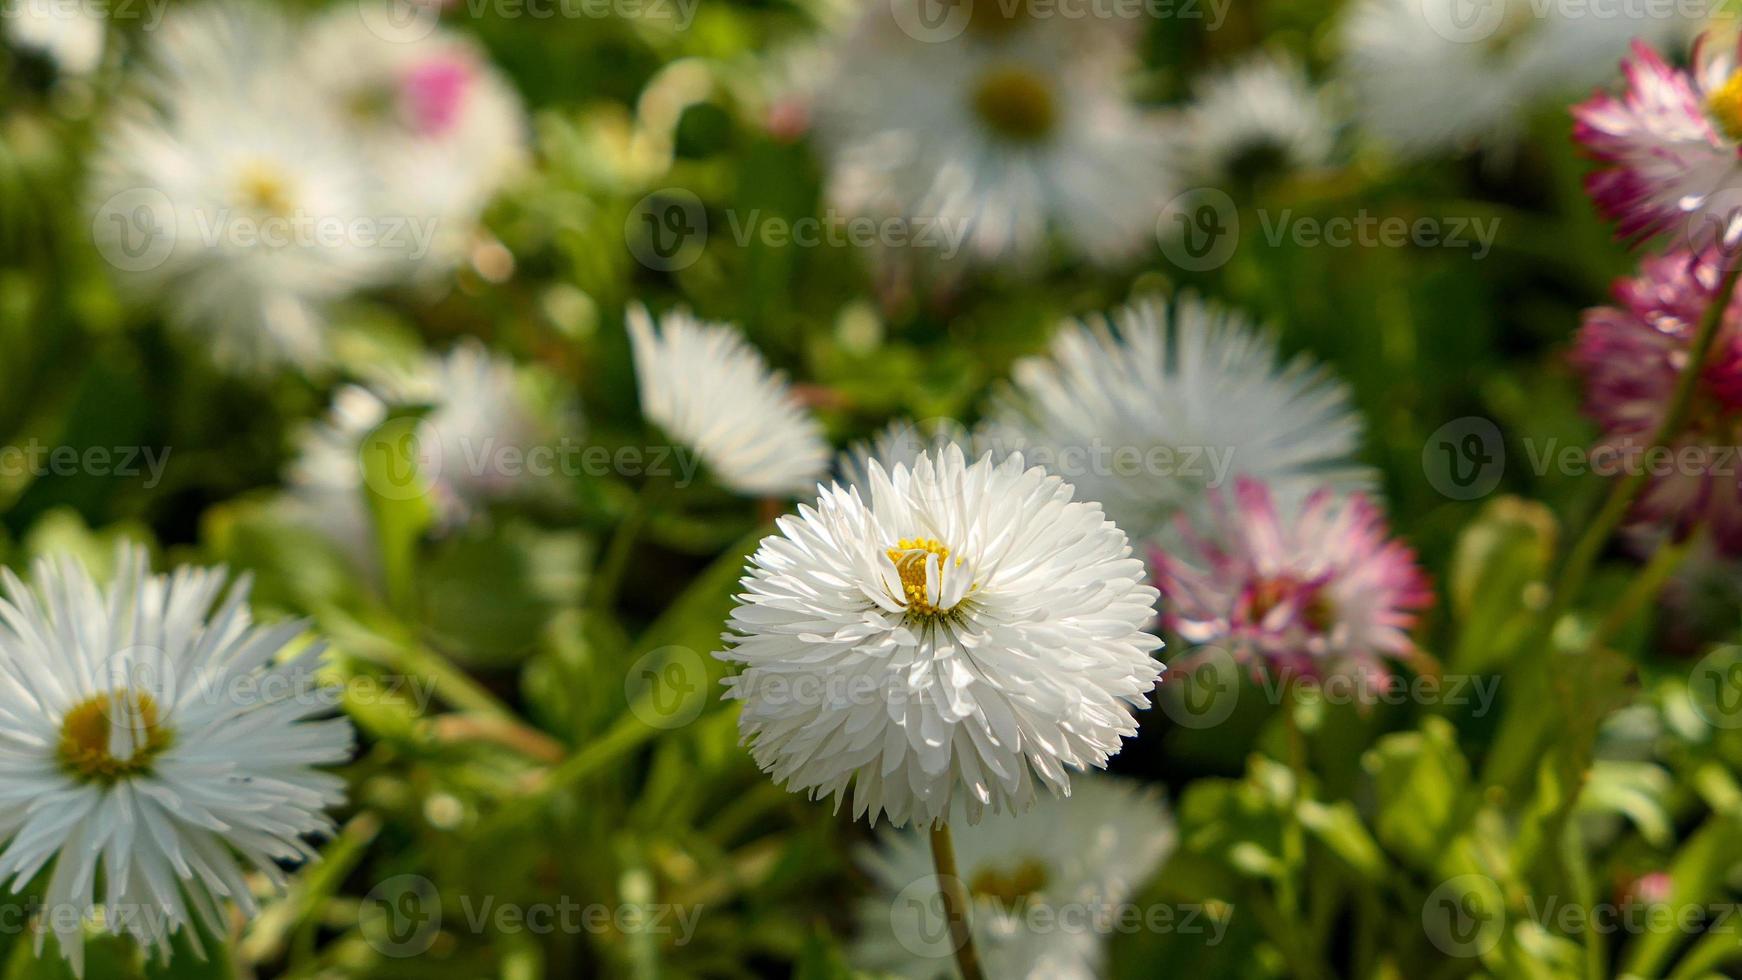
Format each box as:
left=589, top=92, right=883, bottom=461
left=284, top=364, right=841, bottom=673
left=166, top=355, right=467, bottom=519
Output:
left=928, top=823, right=986, bottom=980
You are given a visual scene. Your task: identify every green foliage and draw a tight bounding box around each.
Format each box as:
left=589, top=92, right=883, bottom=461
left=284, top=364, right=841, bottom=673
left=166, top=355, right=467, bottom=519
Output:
left=6, top=1, right=1742, bottom=978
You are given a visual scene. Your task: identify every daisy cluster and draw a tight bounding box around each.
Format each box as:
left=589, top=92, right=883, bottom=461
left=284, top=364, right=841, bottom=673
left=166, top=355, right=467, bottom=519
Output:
left=0, top=547, right=352, bottom=972
left=1569, top=33, right=1742, bottom=555
left=761, top=0, right=1712, bottom=279
left=89, top=1, right=527, bottom=371
left=12, top=0, right=1742, bottom=976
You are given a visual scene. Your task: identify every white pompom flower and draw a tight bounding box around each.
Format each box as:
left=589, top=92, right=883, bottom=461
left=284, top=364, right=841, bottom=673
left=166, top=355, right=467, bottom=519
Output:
left=717, top=445, right=1163, bottom=828
left=0, top=546, right=353, bottom=974
left=986, top=295, right=1371, bottom=546
left=628, top=305, right=830, bottom=498
left=853, top=775, right=1176, bottom=979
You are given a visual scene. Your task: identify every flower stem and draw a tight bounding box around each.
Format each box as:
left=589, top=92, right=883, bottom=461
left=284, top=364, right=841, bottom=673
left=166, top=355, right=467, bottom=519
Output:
left=591, top=478, right=664, bottom=611
left=1588, top=529, right=1699, bottom=653
left=928, top=823, right=987, bottom=980
left=1549, top=257, right=1742, bottom=623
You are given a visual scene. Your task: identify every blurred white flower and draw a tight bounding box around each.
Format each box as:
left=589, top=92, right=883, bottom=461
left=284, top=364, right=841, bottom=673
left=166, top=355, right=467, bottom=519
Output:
left=717, top=445, right=1163, bottom=828
left=986, top=295, right=1371, bottom=545
left=3, top=0, right=105, bottom=76
left=90, top=2, right=393, bottom=370
left=1174, top=49, right=1335, bottom=187
left=301, top=6, right=529, bottom=275
left=810, top=9, right=1174, bottom=268
left=835, top=418, right=986, bottom=495
left=140, top=0, right=294, bottom=95
left=628, top=305, right=829, bottom=497
left=286, top=340, right=560, bottom=569
left=853, top=776, right=1175, bottom=979
left=1339, top=0, right=1699, bottom=157
left=90, top=1, right=532, bottom=369
left=0, top=545, right=352, bottom=974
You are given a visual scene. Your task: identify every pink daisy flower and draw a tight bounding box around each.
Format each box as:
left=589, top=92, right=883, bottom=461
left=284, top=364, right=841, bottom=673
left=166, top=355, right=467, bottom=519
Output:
left=1572, top=248, right=1742, bottom=550
left=1573, top=37, right=1742, bottom=247
left=402, top=56, right=475, bottom=138
left=1152, top=478, right=1432, bottom=678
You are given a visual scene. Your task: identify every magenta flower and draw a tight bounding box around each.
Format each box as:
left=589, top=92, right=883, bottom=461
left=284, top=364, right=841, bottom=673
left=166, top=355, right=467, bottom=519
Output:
left=1574, top=38, right=1742, bottom=247
left=1572, top=248, right=1742, bottom=550
left=403, top=56, right=474, bottom=138
left=1153, top=478, right=1431, bottom=677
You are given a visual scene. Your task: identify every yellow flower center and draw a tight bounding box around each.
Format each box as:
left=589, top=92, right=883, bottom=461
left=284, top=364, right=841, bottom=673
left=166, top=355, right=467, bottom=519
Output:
left=969, top=859, right=1050, bottom=906
left=971, top=66, right=1057, bottom=143
left=58, top=690, right=173, bottom=784
left=885, top=537, right=960, bottom=617
left=236, top=163, right=295, bottom=218
left=347, top=85, right=396, bottom=124
left=1711, top=71, right=1742, bottom=144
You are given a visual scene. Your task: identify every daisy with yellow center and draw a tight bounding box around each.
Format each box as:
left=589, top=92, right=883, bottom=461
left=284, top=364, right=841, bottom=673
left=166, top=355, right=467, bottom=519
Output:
left=809, top=4, right=1175, bottom=266
left=885, top=537, right=965, bottom=617
left=0, top=546, right=353, bottom=973
left=853, top=776, right=1176, bottom=979
left=970, top=66, right=1057, bottom=143
left=720, top=445, right=1163, bottom=829
left=1709, top=70, right=1742, bottom=144
left=89, top=1, right=398, bottom=370
left=56, top=690, right=173, bottom=784
left=236, top=162, right=297, bottom=217
left=1576, top=37, right=1742, bottom=248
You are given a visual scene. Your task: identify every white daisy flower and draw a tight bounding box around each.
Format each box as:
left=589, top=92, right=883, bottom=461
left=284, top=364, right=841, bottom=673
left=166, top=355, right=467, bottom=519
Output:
left=717, top=445, right=1163, bottom=828
left=985, top=295, right=1371, bottom=545
left=810, top=9, right=1174, bottom=267
left=92, top=91, right=390, bottom=369
left=0, top=546, right=353, bottom=974
left=3, top=0, right=105, bottom=77
left=286, top=341, right=560, bottom=569
left=300, top=6, right=530, bottom=275
left=90, top=4, right=392, bottom=370
left=1339, top=0, right=1698, bottom=157
left=853, top=776, right=1175, bottom=979
left=1174, top=49, right=1335, bottom=188
left=628, top=306, right=829, bottom=498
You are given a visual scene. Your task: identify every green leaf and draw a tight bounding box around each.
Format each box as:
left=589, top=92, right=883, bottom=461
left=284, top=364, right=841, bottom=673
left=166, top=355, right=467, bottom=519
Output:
left=1362, top=717, right=1475, bottom=873
left=6, top=933, right=141, bottom=980
left=357, top=413, right=438, bottom=613
left=1296, top=800, right=1385, bottom=881
left=1446, top=496, right=1557, bottom=675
